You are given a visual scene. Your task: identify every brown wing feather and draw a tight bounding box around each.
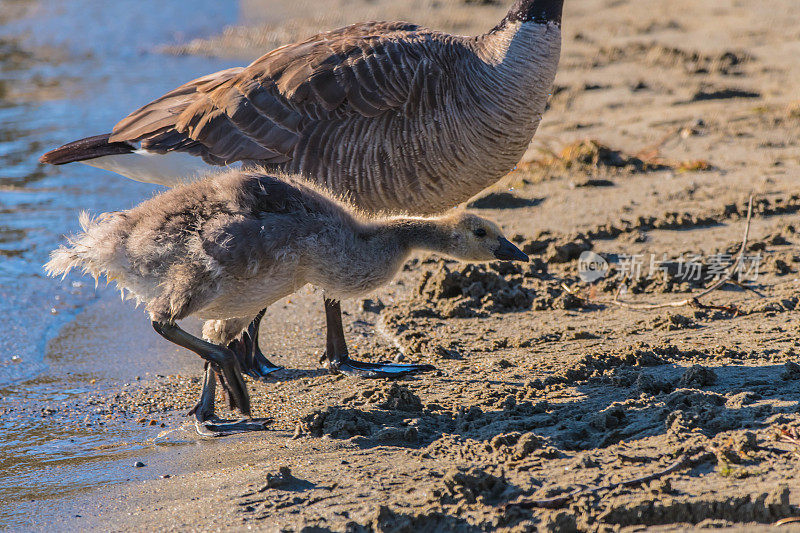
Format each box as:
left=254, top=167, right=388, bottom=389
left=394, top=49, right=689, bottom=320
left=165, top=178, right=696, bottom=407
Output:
left=109, top=21, right=453, bottom=166
left=110, top=68, right=243, bottom=142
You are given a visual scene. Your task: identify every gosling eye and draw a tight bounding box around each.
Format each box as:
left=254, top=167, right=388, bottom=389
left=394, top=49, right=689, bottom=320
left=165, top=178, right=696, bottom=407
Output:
left=473, top=228, right=487, bottom=238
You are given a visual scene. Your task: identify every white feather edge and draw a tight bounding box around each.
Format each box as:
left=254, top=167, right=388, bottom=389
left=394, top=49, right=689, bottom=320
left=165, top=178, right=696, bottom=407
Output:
left=80, top=149, right=237, bottom=187
left=45, top=211, right=148, bottom=308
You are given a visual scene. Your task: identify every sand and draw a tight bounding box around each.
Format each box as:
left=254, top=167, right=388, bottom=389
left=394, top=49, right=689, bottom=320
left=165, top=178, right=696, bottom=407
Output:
left=21, top=0, right=800, bottom=530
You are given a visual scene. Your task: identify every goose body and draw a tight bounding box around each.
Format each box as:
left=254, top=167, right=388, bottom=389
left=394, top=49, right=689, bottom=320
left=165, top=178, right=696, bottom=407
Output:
left=41, top=0, right=563, bottom=213
left=46, top=170, right=528, bottom=434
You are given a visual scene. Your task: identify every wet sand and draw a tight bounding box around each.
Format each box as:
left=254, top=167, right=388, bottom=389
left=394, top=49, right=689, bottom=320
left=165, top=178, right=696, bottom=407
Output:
left=12, top=0, right=800, bottom=530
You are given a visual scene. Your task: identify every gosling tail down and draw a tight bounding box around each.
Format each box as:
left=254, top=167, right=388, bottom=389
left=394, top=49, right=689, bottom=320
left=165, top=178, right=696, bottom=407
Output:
left=45, top=211, right=124, bottom=283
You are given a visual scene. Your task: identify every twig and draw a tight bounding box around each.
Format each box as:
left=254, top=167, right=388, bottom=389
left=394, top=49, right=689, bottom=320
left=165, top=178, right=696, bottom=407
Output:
left=635, top=127, right=680, bottom=162
left=506, top=453, right=688, bottom=510
left=728, top=278, right=766, bottom=298
left=561, top=283, right=578, bottom=295
left=775, top=426, right=800, bottom=452
left=610, top=195, right=754, bottom=312
left=507, top=487, right=586, bottom=510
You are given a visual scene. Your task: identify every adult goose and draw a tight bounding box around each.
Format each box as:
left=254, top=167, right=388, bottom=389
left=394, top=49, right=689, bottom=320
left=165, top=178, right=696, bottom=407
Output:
left=46, top=170, right=529, bottom=434
left=40, top=0, right=563, bottom=378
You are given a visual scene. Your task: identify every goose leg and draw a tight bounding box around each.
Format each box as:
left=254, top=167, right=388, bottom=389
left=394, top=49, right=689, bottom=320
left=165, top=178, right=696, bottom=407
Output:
left=229, top=309, right=282, bottom=381
left=320, top=298, right=435, bottom=378
left=187, top=363, right=268, bottom=437
left=152, top=321, right=269, bottom=436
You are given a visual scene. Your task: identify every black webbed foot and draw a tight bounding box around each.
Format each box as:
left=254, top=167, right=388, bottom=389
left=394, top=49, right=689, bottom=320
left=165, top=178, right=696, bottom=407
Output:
left=187, top=362, right=270, bottom=437
left=193, top=414, right=271, bottom=438
left=323, top=354, right=435, bottom=378
left=320, top=298, right=436, bottom=379
left=230, top=309, right=283, bottom=381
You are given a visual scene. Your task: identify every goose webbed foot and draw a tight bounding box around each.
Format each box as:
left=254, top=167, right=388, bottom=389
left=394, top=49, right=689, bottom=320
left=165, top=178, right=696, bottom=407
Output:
left=321, top=298, right=436, bottom=379
left=323, top=353, right=435, bottom=378
left=229, top=309, right=282, bottom=381
left=246, top=353, right=283, bottom=380
left=197, top=418, right=271, bottom=437
left=187, top=363, right=269, bottom=437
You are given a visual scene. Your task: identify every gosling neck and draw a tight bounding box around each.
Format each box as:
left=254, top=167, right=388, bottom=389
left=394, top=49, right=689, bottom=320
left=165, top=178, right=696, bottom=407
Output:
left=379, top=217, right=454, bottom=257
left=304, top=218, right=453, bottom=301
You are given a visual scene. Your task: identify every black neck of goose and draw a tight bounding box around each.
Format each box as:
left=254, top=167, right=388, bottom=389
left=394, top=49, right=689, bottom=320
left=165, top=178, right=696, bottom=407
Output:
left=491, top=0, right=563, bottom=32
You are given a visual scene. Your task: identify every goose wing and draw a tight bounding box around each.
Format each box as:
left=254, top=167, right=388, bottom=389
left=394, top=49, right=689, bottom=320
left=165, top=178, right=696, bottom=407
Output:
left=109, top=21, right=450, bottom=166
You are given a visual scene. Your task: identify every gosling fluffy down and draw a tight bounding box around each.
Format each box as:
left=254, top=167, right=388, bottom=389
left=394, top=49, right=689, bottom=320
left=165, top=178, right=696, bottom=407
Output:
left=46, top=170, right=527, bottom=341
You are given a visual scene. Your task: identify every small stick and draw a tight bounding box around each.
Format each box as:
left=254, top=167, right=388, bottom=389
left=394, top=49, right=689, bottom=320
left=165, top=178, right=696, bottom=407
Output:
left=506, top=453, right=688, bottom=510
left=728, top=278, right=765, bottom=298
left=634, top=127, right=680, bottom=162
left=610, top=196, right=754, bottom=311
left=776, top=426, right=800, bottom=448
left=508, top=487, right=586, bottom=510
left=561, top=283, right=578, bottom=295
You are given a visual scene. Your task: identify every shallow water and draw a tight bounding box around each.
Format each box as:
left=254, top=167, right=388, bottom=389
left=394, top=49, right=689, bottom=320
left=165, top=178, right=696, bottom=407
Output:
left=0, top=0, right=242, bottom=527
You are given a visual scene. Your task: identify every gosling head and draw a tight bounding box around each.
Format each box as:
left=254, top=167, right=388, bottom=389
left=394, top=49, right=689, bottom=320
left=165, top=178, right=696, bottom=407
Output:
left=440, top=212, right=529, bottom=263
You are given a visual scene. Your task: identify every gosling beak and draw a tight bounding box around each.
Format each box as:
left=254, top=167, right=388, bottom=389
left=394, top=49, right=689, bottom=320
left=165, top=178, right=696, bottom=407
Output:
left=493, top=237, right=529, bottom=262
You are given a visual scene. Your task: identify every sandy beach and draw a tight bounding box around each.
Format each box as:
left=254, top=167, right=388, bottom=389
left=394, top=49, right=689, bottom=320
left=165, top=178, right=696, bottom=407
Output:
left=4, top=0, right=800, bottom=530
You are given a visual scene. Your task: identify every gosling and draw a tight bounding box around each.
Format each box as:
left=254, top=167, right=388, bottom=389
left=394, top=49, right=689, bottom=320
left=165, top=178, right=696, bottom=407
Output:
left=46, top=170, right=528, bottom=435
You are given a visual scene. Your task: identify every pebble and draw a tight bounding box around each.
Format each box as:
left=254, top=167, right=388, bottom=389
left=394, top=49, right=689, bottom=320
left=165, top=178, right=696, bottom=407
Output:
left=133, top=461, right=145, bottom=468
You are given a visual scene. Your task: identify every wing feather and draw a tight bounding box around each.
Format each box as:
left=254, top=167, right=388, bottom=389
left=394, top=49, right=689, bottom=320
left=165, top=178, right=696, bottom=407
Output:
left=109, top=21, right=456, bottom=167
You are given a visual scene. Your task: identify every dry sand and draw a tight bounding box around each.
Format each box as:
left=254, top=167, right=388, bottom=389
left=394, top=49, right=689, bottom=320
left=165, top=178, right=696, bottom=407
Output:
left=21, top=0, right=800, bottom=530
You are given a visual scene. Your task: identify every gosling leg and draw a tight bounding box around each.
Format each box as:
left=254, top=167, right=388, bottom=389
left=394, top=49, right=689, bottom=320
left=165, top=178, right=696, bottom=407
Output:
left=229, top=308, right=283, bottom=381
left=320, top=298, right=435, bottom=378
left=188, top=363, right=269, bottom=437
left=152, top=321, right=269, bottom=435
